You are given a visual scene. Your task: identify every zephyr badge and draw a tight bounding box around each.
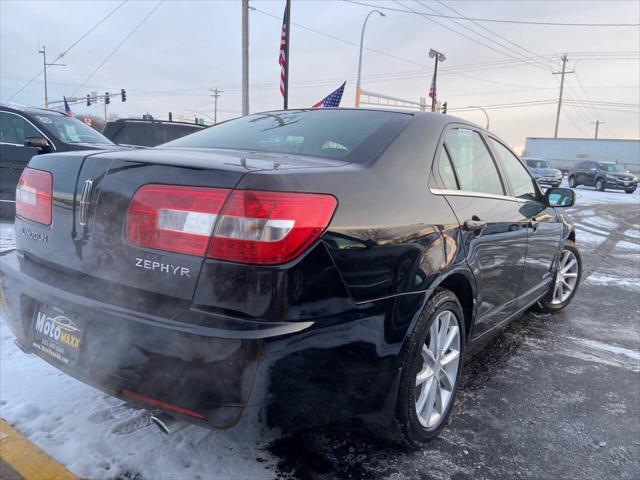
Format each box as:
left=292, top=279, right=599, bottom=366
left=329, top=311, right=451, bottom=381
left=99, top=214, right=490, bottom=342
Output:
left=79, top=179, right=93, bottom=226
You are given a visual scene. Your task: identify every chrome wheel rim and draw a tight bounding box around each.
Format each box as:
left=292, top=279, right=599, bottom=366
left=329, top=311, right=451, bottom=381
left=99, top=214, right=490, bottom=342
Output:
left=415, top=310, right=461, bottom=429
left=551, top=250, right=579, bottom=304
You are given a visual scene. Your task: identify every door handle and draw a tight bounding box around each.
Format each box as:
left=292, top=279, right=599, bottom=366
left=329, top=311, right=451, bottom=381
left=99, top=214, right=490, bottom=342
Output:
left=463, top=218, right=486, bottom=233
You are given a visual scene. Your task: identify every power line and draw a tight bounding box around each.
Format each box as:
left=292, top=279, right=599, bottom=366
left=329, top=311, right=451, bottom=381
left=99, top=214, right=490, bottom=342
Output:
left=72, top=0, right=164, bottom=95
left=394, top=0, right=550, bottom=73
left=250, top=6, right=428, bottom=68
left=7, top=0, right=129, bottom=101
left=344, top=0, right=640, bottom=27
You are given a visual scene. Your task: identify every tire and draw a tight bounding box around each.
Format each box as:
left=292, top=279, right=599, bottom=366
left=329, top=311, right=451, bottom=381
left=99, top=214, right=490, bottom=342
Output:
left=536, top=240, right=582, bottom=313
left=568, top=176, right=577, bottom=188
left=625, top=188, right=636, bottom=194
left=385, top=288, right=466, bottom=446
left=595, top=178, right=605, bottom=192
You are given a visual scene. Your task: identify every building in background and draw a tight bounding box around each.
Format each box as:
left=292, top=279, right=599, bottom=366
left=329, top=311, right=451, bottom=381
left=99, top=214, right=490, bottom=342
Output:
left=524, top=138, right=640, bottom=174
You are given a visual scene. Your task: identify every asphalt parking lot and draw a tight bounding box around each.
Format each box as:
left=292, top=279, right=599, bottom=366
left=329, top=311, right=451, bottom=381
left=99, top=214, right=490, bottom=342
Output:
left=1, top=185, right=639, bottom=480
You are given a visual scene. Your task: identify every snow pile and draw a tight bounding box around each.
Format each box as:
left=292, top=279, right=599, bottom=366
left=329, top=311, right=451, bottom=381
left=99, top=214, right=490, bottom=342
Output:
left=0, top=317, right=276, bottom=480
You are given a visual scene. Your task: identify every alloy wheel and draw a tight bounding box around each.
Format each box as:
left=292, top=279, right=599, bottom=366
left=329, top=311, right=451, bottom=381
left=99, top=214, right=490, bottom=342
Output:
left=414, top=310, right=461, bottom=429
left=551, top=250, right=579, bottom=304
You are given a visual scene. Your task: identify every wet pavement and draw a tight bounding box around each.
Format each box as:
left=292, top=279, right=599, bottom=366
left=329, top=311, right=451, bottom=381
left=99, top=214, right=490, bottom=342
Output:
left=1, top=195, right=639, bottom=480
left=268, top=201, right=640, bottom=480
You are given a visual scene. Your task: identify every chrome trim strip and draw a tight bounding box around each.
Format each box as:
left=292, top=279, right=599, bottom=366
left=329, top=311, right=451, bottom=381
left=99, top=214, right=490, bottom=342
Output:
left=0, top=111, right=57, bottom=151
left=430, top=187, right=519, bottom=203
left=79, top=179, right=93, bottom=226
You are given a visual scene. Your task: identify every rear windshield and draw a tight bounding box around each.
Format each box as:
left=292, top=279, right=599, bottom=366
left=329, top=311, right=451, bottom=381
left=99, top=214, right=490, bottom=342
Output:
left=163, top=109, right=411, bottom=161
left=526, top=159, right=550, bottom=169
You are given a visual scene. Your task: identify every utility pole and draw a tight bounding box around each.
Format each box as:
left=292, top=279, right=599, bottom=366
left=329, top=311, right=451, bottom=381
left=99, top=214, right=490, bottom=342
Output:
left=210, top=88, right=222, bottom=124
left=241, top=0, right=249, bottom=116
left=552, top=54, right=574, bottom=138
left=38, top=45, right=65, bottom=109
left=592, top=120, right=604, bottom=139
left=428, top=49, right=446, bottom=113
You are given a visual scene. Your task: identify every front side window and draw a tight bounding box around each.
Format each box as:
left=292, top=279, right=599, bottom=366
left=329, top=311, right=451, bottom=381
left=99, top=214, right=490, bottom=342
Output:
left=0, top=112, right=39, bottom=145
left=444, top=128, right=504, bottom=196
left=489, top=138, right=538, bottom=201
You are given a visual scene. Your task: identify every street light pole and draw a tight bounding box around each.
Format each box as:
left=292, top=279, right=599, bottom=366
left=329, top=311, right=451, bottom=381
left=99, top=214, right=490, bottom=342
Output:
left=241, top=0, right=249, bottom=116
left=428, top=48, right=446, bottom=113
left=469, top=105, right=489, bottom=129
left=355, top=9, right=385, bottom=108
left=38, top=45, right=65, bottom=110
left=210, top=88, right=222, bottom=124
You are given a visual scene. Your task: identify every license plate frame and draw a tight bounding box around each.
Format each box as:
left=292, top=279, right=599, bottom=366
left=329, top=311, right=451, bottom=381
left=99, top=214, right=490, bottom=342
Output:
left=31, top=304, right=84, bottom=367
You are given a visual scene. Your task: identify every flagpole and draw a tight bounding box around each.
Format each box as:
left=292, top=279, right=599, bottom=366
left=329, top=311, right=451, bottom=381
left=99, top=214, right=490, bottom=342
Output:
left=283, top=0, right=291, bottom=109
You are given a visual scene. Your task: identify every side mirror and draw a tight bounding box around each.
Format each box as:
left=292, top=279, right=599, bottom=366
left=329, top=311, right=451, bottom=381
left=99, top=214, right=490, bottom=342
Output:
left=546, top=187, right=575, bottom=208
left=24, top=136, right=51, bottom=152
left=590, top=167, right=597, bottom=172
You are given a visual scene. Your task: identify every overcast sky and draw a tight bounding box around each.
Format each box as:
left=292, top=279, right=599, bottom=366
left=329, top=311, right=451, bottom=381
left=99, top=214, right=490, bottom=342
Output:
left=1, top=0, right=638, bottom=152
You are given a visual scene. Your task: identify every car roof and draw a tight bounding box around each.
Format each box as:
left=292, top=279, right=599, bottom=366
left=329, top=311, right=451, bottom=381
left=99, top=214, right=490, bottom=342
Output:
left=0, top=102, right=66, bottom=117
left=107, top=118, right=205, bottom=127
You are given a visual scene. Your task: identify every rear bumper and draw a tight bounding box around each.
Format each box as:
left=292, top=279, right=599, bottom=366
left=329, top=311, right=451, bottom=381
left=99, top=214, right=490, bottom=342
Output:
left=0, top=251, right=402, bottom=437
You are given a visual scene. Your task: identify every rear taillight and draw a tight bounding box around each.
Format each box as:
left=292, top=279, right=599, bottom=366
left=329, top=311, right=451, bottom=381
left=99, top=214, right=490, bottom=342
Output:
left=126, top=185, right=231, bottom=256
left=126, top=185, right=337, bottom=264
left=16, top=167, right=52, bottom=225
left=209, top=190, right=337, bottom=264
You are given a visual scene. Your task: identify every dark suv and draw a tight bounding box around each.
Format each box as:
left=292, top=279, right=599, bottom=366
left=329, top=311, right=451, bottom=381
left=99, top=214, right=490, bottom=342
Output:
left=568, top=160, right=637, bottom=193
left=0, top=103, right=118, bottom=217
left=102, top=118, right=205, bottom=147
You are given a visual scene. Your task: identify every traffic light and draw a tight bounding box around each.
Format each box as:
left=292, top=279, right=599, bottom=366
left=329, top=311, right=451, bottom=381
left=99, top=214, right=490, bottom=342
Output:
left=105, top=92, right=110, bottom=105
left=86, top=94, right=91, bottom=106
left=442, top=101, right=448, bottom=114
left=121, top=89, right=127, bottom=102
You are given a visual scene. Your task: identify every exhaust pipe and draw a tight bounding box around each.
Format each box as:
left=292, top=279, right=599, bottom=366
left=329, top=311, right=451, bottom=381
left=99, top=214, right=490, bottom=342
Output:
left=151, top=413, right=188, bottom=435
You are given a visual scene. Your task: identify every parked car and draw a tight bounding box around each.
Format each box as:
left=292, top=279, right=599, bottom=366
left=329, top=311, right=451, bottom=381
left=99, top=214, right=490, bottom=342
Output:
left=102, top=118, right=205, bottom=147
left=0, top=102, right=119, bottom=217
left=0, top=109, right=581, bottom=445
left=568, top=160, right=638, bottom=193
left=523, top=157, right=563, bottom=187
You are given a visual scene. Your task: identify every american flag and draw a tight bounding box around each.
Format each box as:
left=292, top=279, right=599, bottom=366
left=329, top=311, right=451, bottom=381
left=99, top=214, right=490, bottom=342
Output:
left=428, top=78, right=435, bottom=100
left=63, top=96, right=72, bottom=116
left=312, top=82, right=346, bottom=108
left=279, top=5, right=288, bottom=98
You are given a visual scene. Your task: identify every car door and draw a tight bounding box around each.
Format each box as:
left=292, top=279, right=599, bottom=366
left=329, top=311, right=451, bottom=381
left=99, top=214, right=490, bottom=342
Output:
left=488, top=138, right=563, bottom=307
left=431, top=126, right=528, bottom=338
left=0, top=111, right=44, bottom=209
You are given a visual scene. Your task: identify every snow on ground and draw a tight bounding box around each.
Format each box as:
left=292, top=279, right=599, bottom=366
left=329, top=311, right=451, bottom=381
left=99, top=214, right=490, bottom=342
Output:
left=571, top=184, right=640, bottom=206
left=0, top=317, right=277, bottom=479
left=0, top=222, right=15, bottom=254
left=625, top=229, right=640, bottom=240
left=585, top=273, right=639, bottom=290
left=617, top=240, right=640, bottom=251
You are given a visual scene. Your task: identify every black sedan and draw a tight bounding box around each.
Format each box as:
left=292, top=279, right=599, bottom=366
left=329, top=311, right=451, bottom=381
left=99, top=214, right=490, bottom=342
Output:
left=0, top=109, right=581, bottom=444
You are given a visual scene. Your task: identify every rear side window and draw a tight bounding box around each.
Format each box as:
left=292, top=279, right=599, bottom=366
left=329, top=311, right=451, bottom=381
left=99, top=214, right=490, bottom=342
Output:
left=437, top=148, right=458, bottom=189
left=444, top=128, right=504, bottom=196
left=489, top=138, right=538, bottom=200
left=163, top=110, right=411, bottom=161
